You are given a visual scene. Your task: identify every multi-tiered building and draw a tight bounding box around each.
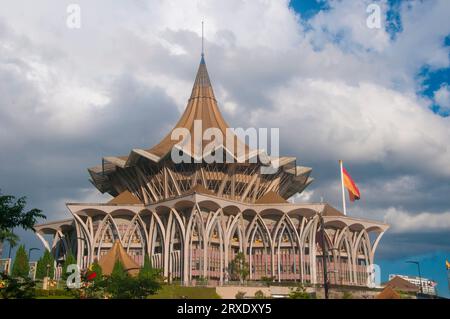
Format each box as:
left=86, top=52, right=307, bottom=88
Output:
left=35, top=54, right=388, bottom=286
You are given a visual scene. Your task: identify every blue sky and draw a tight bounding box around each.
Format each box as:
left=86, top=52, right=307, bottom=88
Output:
left=290, top=0, right=330, bottom=19
left=1, top=0, right=450, bottom=297
left=378, top=251, right=449, bottom=296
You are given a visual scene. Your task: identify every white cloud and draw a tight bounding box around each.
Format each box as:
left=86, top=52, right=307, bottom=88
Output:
left=254, top=78, right=450, bottom=176
left=434, top=84, right=450, bottom=112
left=289, top=190, right=315, bottom=203
left=309, top=0, right=390, bottom=52
left=383, top=207, right=450, bottom=233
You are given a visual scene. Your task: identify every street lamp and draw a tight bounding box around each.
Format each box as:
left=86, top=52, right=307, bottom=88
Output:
left=406, top=260, right=423, bottom=294
left=319, top=213, right=329, bottom=299
left=28, top=247, right=40, bottom=260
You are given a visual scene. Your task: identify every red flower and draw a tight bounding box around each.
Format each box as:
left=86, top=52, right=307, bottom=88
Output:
left=87, top=272, right=97, bottom=281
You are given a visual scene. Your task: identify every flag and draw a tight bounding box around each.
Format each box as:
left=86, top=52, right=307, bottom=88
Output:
left=342, top=167, right=361, bottom=202
left=446, top=260, right=450, bottom=270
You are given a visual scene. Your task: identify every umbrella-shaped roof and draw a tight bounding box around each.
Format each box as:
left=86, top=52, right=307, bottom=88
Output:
left=98, top=240, right=140, bottom=276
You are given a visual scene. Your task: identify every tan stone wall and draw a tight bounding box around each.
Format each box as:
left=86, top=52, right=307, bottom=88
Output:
left=216, top=286, right=271, bottom=299
left=216, top=285, right=389, bottom=299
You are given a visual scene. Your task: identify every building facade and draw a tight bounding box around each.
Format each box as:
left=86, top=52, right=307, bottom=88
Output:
left=34, top=55, right=388, bottom=286
left=388, top=274, right=437, bottom=295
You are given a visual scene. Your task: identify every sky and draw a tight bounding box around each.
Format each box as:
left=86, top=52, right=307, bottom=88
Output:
left=0, top=0, right=449, bottom=296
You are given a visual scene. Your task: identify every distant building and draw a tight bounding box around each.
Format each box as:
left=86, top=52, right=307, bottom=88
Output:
left=388, top=274, right=437, bottom=295
left=383, top=275, right=419, bottom=295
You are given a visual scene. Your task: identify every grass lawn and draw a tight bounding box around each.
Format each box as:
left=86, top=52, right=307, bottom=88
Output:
left=31, top=285, right=220, bottom=299
left=148, top=285, right=220, bottom=299
left=36, top=295, right=75, bottom=299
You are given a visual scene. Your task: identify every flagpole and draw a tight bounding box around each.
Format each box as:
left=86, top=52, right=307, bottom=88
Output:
left=339, top=160, right=347, bottom=216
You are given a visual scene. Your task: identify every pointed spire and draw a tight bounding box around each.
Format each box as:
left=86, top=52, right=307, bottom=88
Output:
left=144, top=43, right=249, bottom=159
left=190, top=20, right=212, bottom=97
left=190, top=53, right=215, bottom=99
left=201, top=20, right=204, bottom=58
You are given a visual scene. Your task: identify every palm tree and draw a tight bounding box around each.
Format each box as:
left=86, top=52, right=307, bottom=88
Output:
left=0, top=189, right=45, bottom=259
left=0, top=229, right=19, bottom=259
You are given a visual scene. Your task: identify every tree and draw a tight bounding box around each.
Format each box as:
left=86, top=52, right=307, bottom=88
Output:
left=137, top=255, right=162, bottom=295
left=229, top=252, right=249, bottom=283
left=11, top=245, right=29, bottom=278
left=0, top=190, right=45, bottom=259
left=111, top=260, right=126, bottom=279
left=0, top=273, right=36, bottom=299
left=139, top=255, right=161, bottom=280
left=61, top=253, right=77, bottom=281
left=36, top=250, right=54, bottom=279
left=0, top=190, right=45, bottom=231
left=139, top=255, right=152, bottom=276
left=0, top=229, right=18, bottom=259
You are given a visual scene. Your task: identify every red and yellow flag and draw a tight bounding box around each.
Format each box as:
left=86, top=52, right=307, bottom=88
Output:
left=342, top=167, right=361, bottom=202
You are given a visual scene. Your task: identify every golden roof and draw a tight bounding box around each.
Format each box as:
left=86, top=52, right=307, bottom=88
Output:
left=375, top=286, right=401, bottom=299
left=255, top=191, right=288, bottom=204
left=100, top=56, right=251, bottom=164
left=108, top=190, right=143, bottom=205
left=147, top=56, right=249, bottom=159
left=98, top=240, right=140, bottom=276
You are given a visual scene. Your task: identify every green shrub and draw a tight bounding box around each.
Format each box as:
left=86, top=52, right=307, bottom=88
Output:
left=235, top=291, right=246, bottom=299
left=254, top=290, right=265, bottom=299
left=289, top=285, right=312, bottom=299
left=260, top=276, right=274, bottom=287
left=229, top=253, right=249, bottom=283
left=103, top=260, right=162, bottom=299
left=0, top=273, right=35, bottom=299
left=11, top=245, right=29, bottom=278
left=36, top=250, right=54, bottom=279
left=90, top=260, right=103, bottom=285
left=342, top=291, right=353, bottom=299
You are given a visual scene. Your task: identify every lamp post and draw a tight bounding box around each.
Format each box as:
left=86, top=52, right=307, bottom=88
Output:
left=319, top=212, right=340, bottom=299
left=406, top=260, right=423, bottom=294
left=319, top=213, right=329, bottom=299
left=28, top=247, right=40, bottom=260
left=327, top=248, right=339, bottom=285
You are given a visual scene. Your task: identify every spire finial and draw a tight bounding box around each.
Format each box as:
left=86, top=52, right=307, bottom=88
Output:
left=201, top=20, right=204, bottom=57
